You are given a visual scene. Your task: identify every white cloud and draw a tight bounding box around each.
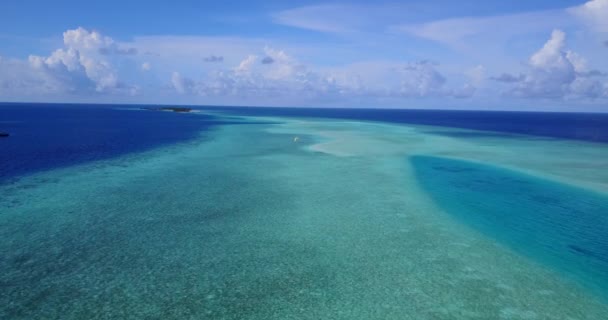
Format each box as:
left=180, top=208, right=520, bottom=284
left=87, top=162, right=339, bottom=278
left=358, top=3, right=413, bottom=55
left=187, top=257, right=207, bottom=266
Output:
left=466, top=65, right=486, bottom=86
left=0, top=57, right=74, bottom=96
left=529, top=30, right=570, bottom=70
left=63, top=27, right=114, bottom=51
left=171, top=72, right=195, bottom=94
left=25, top=27, right=137, bottom=94
left=168, top=46, right=474, bottom=102
left=337, top=60, right=475, bottom=98
left=570, top=0, right=608, bottom=33
left=399, top=61, right=446, bottom=97
left=495, top=30, right=607, bottom=99
left=41, top=48, right=83, bottom=72
left=234, top=55, right=258, bottom=73
left=63, top=27, right=137, bottom=55
left=171, top=48, right=340, bottom=99
left=259, top=47, right=307, bottom=81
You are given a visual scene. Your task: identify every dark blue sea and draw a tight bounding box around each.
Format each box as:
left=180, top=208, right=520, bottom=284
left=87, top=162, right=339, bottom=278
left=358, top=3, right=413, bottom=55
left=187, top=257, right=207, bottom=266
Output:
left=0, top=103, right=224, bottom=182
left=215, top=106, right=608, bottom=142
left=2, top=102, right=608, bottom=183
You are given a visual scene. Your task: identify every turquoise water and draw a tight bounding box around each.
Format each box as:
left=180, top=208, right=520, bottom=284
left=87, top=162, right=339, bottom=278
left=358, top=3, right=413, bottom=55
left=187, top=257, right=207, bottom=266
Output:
left=411, top=155, right=608, bottom=299
left=2, top=111, right=608, bottom=319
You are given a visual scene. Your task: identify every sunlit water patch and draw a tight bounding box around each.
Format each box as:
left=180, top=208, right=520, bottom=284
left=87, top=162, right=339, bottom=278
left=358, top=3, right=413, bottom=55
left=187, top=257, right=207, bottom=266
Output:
left=411, top=155, right=608, bottom=298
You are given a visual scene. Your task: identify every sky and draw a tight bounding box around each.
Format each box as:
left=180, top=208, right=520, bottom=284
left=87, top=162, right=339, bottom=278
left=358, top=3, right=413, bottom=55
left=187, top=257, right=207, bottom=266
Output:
left=0, top=0, right=607, bottom=111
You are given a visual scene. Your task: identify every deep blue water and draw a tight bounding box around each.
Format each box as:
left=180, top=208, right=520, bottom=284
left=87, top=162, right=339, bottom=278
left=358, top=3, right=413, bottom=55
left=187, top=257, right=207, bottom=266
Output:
left=215, top=106, right=608, bottom=143
left=411, top=155, right=608, bottom=298
left=2, top=103, right=608, bottom=183
left=0, top=103, right=224, bottom=183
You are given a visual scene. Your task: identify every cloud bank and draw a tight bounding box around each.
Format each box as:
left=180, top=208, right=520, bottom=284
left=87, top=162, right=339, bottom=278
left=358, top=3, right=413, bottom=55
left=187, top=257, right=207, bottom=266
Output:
left=168, top=47, right=474, bottom=103
left=1, top=27, right=139, bottom=97
left=1, top=0, right=608, bottom=111
left=493, top=30, right=607, bottom=99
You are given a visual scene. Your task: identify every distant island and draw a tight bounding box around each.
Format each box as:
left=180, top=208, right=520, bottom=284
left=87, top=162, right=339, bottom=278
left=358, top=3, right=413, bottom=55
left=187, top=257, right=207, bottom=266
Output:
left=143, top=107, right=193, bottom=113
left=0, top=132, right=9, bottom=137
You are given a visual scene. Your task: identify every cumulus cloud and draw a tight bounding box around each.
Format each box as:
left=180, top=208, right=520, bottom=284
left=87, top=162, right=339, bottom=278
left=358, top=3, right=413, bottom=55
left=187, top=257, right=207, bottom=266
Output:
left=569, top=0, right=608, bottom=33
left=1, top=28, right=477, bottom=104
left=171, top=72, right=195, bottom=94
left=63, top=28, right=113, bottom=50
left=259, top=47, right=307, bottom=80
left=171, top=48, right=340, bottom=99
left=234, top=55, right=257, bottom=73
left=0, top=56, right=87, bottom=96
left=399, top=61, right=446, bottom=97
left=61, top=27, right=137, bottom=56
left=169, top=49, right=475, bottom=102
left=25, top=27, right=137, bottom=95
left=496, top=30, right=607, bottom=99
left=391, top=61, right=475, bottom=98
left=465, top=65, right=486, bottom=86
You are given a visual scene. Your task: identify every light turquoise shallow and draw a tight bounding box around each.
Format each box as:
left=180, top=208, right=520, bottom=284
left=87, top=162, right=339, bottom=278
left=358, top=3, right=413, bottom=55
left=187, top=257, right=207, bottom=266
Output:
left=2, top=116, right=608, bottom=319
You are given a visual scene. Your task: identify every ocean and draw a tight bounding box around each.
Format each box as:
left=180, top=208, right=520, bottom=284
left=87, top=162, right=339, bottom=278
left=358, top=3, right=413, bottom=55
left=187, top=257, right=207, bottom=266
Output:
left=1, top=102, right=608, bottom=319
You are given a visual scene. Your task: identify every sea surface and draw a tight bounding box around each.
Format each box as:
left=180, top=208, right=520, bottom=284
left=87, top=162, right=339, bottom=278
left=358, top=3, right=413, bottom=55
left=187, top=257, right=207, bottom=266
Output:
left=1, top=102, right=608, bottom=319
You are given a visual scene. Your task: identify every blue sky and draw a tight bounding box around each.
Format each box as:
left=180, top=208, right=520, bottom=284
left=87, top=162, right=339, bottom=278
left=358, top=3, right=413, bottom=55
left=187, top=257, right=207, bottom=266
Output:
left=1, top=0, right=607, bottom=111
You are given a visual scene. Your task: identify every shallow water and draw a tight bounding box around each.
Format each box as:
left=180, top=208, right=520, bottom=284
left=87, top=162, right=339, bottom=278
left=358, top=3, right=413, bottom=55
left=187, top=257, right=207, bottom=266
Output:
left=411, top=155, right=608, bottom=298
left=1, top=112, right=608, bottom=319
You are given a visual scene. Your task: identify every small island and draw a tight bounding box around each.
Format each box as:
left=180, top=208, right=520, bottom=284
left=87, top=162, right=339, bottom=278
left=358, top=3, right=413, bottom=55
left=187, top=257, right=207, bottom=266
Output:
left=0, top=132, right=9, bottom=137
left=143, top=107, right=194, bottom=113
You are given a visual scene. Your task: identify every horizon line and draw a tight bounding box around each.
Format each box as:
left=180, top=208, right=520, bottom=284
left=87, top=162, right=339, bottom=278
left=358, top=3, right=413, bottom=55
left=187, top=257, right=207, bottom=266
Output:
left=1, top=101, right=606, bottom=115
